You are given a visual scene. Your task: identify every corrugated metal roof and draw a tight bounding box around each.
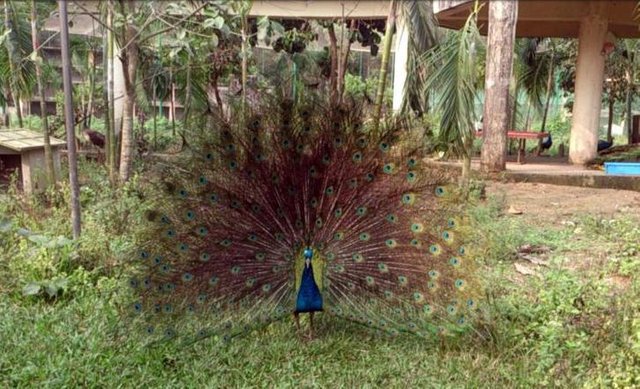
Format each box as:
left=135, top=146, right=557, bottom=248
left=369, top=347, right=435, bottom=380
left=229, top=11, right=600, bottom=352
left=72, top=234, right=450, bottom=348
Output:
left=0, top=129, right=66, bottom=152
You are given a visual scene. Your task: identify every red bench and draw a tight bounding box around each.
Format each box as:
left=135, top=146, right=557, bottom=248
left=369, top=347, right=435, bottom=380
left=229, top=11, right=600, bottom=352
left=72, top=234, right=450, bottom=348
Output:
left=475, top=130, right=550, bottom=164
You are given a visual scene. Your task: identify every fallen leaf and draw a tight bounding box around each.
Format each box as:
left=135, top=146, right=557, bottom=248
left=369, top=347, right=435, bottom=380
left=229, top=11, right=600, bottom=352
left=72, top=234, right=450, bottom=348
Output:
left=515, top=263, right=537, bottom=276
left=517, top=253, right=548, bottom=266
left=507, top=206, right=523, bottom=215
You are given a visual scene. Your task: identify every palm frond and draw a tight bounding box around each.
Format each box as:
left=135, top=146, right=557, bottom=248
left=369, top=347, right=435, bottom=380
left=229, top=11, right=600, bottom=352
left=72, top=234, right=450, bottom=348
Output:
left=1, top=0, right=36, bottom=98
left=423, top=10, right=483, bottom=157
left=399, top=0, right=439, bottom=116
left=515, top=38, right=551, bottom=115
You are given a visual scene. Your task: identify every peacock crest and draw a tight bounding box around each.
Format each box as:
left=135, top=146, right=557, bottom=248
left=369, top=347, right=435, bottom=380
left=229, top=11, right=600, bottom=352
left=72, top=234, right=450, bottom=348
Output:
left=128, top=94, right=479, bottom=343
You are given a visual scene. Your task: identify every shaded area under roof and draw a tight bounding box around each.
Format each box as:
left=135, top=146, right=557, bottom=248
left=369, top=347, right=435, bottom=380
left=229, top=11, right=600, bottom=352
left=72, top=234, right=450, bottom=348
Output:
left=0, top=130, right=66, bottom=152
left=435, top=0, right=640, bottom=38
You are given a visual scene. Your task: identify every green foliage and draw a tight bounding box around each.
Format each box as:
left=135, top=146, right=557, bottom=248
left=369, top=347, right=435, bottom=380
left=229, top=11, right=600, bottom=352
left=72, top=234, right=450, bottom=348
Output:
left=343, top=73, right=384, bottom=102
left=578, top=216, right=640, bottom=277
left=0, top=160, right=146, bottom=299
left=543, top=112, right=571, bottom=155
left=141, top=115, right=183, bottom=150
left=0, top=0, right=36, bottom=103
left=22, top=277, right=68, bottom=299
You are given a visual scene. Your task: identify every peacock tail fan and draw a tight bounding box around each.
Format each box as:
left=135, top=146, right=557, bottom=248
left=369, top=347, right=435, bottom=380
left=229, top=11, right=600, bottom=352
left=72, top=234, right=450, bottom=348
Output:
left=126, top=92, right=480, bottom=345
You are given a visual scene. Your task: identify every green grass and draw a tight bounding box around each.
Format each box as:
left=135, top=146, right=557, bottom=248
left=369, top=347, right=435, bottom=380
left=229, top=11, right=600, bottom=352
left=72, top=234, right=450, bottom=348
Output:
left=0, top=286, right=583, bottom=388
left=1, top=161, right=640, bottom=387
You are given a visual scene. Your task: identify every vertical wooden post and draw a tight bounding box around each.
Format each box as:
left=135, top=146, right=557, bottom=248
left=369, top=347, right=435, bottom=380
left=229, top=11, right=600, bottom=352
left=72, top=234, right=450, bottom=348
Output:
left=480, top=0, right=518, bottom=172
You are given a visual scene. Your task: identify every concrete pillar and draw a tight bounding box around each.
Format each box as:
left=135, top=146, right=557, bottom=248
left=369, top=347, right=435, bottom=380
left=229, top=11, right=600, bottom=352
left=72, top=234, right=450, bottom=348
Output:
left=392, top=14, right=408, bottom=112
left=569, top=2, right=609, bottom=165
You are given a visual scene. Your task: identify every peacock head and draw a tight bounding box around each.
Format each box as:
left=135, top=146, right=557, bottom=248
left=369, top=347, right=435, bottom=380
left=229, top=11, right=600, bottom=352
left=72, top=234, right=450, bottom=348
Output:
left=303, top=247, right=313, bottom=260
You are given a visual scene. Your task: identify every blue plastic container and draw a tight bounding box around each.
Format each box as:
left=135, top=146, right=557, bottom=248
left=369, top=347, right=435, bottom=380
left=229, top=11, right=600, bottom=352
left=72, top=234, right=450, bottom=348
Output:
left=604, top=162, right=640, bottom=176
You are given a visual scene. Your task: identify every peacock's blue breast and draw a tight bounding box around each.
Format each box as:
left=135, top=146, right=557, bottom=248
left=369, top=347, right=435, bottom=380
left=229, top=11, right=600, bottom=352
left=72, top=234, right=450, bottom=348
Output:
left=295, top=264, right=323, bottom=313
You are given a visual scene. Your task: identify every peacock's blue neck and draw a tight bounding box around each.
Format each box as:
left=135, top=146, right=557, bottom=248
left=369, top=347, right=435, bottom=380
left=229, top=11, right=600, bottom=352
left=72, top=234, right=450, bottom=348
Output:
left=295, top=248, right=323, bottom=313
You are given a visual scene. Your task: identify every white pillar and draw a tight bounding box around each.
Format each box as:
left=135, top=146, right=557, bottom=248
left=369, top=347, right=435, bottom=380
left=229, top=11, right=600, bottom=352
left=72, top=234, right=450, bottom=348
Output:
left=392, top=14, right=409, bottom=112
left=569, top=2, right=609, bottom=165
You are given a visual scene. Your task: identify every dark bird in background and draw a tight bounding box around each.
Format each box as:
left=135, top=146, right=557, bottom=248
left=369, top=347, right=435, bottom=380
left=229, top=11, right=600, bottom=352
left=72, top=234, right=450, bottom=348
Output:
left=127, top=94, right=479, bottom=343
left=541, top=133, right=553, bottom=151
left=82, top=129, right=105, bottom=149
left=598, top=139, right=613, bottom=152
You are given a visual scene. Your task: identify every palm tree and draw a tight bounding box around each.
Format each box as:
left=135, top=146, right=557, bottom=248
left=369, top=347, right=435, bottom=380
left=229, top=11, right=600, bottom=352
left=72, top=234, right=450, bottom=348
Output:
left=513, top=39, right=545, bottom=127
left=511, top=37, right=557, bottom=153
left=423, top=9, right=483, bottom=188
left=1, top=0, right=36, bottom=128
left=70, top=36, right=100, bottom=130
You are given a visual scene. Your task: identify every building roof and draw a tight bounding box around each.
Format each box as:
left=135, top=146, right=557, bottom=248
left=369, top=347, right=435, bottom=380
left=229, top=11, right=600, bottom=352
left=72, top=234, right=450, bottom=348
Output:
left=0, top=129, right=66, bottom=152
left=434, top=0, right=640, bottom=38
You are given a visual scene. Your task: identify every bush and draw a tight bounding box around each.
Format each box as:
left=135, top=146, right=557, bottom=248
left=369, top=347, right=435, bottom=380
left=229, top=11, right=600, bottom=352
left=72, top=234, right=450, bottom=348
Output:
left=0, top=159, right=147, bottom=302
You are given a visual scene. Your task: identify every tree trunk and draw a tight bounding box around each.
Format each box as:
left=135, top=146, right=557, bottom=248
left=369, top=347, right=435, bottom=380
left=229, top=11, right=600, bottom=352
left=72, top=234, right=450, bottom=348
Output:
left=105, top=1, right=116, bottom=181
left=537, top=57, right=554, bottom=155
left=459, top=135, right=473, bottom=193
left=118, top=2, right=139, bottom=183
left=170, top=65, right=176, bottom=137
left=184, top=54, right=192, bottom=130
left=607, top=98, right=614, bottom=143
left=372, top=0, right=397, bottom=134
left=240, top=12, right=248, bottom=113
left=59, top=0, right=81, bottom=238
left=480, top=0, right=518, bottom=172
left=460, top=154, right=471, bottom=192
left=291, top=60, right=298, bottom=100
left=12, top=96, right=22, bottom=127
left=510, top=82, right=518, bottom=131
left=84, top=50, right=96, bottom=129
left=336, top=19, right=357, bottom=104
left=626, top=70, right=633, bottom=145
left=4, top=1, right=23, bottom=128
left=120, top=86, right=135, bottom=182
left=31, top=0, right=55, bottom=188
left=207, top=76, right=223, bottom=115
left=0, top=101, right=7, bottom=127
left=327, top=23, right=338, bottom=102
left=102, top=8, right=111, bottom=169
left=152, top=84, right=157, bottom=150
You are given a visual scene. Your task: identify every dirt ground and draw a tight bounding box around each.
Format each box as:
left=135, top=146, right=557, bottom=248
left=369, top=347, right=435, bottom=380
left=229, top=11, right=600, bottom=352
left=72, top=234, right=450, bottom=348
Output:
left=486, top=182, right=639, bottom=288
left=485, top=182, right=640, bottom=225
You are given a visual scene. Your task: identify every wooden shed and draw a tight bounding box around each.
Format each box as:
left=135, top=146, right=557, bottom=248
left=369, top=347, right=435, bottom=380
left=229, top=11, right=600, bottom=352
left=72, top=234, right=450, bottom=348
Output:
left=0, top=129, right=65, bottom=193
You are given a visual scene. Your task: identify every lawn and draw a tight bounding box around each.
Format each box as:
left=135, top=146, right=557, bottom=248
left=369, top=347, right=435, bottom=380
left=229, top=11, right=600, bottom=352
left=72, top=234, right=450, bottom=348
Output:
left=1, top=163, right=639, bottom=388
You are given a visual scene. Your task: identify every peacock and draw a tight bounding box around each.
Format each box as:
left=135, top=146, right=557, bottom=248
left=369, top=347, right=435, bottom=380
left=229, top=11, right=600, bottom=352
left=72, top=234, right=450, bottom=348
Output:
left=128, top=94, right=479, bottom=344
